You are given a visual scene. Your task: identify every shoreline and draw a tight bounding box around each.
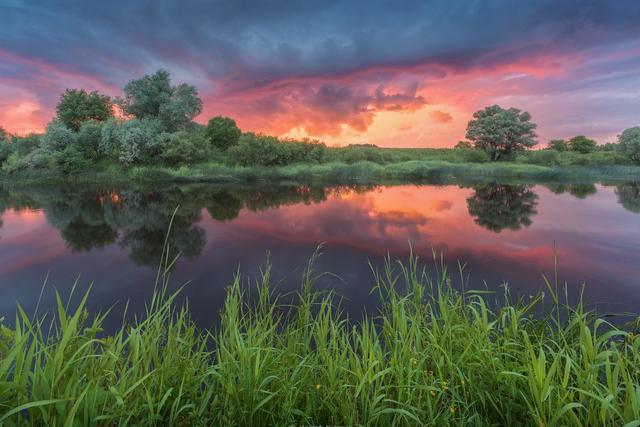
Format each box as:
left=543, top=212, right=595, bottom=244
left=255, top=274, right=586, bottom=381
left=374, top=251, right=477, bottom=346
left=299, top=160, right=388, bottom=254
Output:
left=1, top=160, right=640, bottom=187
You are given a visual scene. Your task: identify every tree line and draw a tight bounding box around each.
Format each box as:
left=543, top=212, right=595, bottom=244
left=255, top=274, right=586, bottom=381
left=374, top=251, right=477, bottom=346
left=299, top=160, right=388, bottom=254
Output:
left=0, top=70, right=639, bottom=175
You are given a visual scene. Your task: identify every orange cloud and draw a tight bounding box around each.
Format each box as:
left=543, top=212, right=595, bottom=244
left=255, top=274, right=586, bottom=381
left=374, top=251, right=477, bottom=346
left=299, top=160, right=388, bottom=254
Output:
left=429, top=110, right=453, bottom=123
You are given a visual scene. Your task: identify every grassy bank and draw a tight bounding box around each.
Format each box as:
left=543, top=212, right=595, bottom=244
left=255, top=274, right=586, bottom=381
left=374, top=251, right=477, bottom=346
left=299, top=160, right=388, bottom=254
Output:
left=1, top=253, right=639, bottom=425
left=2, top=159, right=640, bottom=187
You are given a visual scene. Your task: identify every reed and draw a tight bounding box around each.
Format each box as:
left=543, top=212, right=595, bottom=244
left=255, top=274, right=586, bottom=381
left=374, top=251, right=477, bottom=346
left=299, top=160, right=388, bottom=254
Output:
left=0, top=248, right=639, bottom=425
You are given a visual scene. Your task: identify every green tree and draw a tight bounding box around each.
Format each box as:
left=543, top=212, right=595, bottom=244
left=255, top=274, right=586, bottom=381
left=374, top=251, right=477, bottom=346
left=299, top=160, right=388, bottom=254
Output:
left=55, top=89, right=113, bottom=131
left=465, top=105, right=537, bottom=160
left=467, top=184, right=539, bottom=232
left=547, top=139, right=567, bottom=152
left=618, top=127, right=640, bottom=162
left=116, top=118, right=163, bottom=166
left=157, top=131, right=210, bottom=166
left=118, top=69, right=202, bottom=132
left=77, top=122, right=103, bottom=160
left=568, top=135, right=597, bottom=154
left=205, top=116, right=241, bottom=150
left=41, top=120, right=77, bottom=151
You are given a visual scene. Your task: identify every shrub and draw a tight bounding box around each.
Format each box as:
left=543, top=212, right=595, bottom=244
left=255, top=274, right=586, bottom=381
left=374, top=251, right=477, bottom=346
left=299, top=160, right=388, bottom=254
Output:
left=49, top=145, right=90, bottom=175
left=99, top=118, right=122, bottom=160
left=547, top=139, right=567, bottom=151
left=157, top=131, right=210, bottom=166
left=228, top=134, right=327, bottom=166
left=568, top=135, right=597, bottom=153
left=41, top=120, right=77, bottom=152
left=205, top=116, right=241, bottom=150
left=76, top=121, right=103, bottom=160
left=11, top=134, right=41, bottom=157
left=116, top=118, right=163, bottom=166
left=517, top=149, right=560, bottom=166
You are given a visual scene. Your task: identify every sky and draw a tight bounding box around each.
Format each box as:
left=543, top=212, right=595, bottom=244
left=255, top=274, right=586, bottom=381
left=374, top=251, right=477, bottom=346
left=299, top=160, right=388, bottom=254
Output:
left=1, top=0, right=639, bottom=147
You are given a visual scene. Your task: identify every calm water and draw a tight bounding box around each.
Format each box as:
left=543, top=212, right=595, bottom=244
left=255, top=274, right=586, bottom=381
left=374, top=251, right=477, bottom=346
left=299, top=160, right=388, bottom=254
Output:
left=1, top=181, right=639, bottom=329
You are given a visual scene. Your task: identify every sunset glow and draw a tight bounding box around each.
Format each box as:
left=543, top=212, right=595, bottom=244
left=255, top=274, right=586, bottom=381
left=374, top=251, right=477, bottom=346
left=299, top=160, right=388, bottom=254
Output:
left=1, top=1, right=639, bottom=145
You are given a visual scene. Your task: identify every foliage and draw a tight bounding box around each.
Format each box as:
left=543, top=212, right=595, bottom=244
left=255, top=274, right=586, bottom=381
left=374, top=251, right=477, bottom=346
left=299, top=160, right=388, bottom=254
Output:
left=618, top=127, right=640, bottom=162
left=228, top=133, right=327, bottom=166
left=205, top=116, right=241, bottom=150
left=41, top=120, right=77, bottom=151
left=0, top=128, right=11, bottom=164
left=49, top=144, right=91, bottom=175
left=55, top=88, right=113, bottom=131
left=76, top=121, right=103, bottom=160
left=116, top=118, right=163, bottom=166
left=546, top=139, right=567, bottom=152
left=1, top=252, right=640, bottom=425
left=157, top=131, right=210, bottom=166
left=467, top=184, right=538, bottom=232
left=568, top=135, right=597, bottom=154
left=615, top=182, right=640, bottom=213
left=10, top=134, right=41, bottom=157
left=466, top=105, right=537, bottom=161
left=118, top=69, right=202, bottom=132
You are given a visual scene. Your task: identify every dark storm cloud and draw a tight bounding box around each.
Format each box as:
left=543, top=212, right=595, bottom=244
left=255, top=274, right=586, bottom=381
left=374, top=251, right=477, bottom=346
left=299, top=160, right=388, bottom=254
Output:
left=3, top=0, right=640, bottom=85
left=1, top=0, right=639, bottom=137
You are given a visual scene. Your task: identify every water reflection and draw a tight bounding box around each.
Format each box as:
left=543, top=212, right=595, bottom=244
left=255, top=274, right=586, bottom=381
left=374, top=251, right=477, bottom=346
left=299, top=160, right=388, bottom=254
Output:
left=466, top=184, right=538, bottom=232
left=0, top=184, right=378, bottom=267
left=616, top=182, right=640, bottom=213
left=0, top=181, right=639, bottom=326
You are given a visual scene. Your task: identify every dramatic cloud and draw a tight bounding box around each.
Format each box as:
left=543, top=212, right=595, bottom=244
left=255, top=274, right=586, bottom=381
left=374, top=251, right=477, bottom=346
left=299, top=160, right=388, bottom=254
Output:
left=1, top=0, right=639, bottom=144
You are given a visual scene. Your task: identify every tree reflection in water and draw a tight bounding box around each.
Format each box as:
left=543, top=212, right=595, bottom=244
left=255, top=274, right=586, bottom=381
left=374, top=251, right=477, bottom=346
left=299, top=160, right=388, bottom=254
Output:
left=615, top=182, right=640, bottom=213
left=0, top=184, right=373, bottom=267
left=466, top=183, right=539, bottom=232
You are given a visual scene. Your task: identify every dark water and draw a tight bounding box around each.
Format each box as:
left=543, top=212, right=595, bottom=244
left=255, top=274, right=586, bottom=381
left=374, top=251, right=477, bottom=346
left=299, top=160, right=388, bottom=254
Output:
left=0, top=181, right=639, bottom=329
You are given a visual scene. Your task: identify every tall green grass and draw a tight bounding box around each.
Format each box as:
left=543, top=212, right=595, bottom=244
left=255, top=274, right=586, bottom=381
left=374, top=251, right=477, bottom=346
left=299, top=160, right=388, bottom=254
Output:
left=1, top=249, right=639, bottom=425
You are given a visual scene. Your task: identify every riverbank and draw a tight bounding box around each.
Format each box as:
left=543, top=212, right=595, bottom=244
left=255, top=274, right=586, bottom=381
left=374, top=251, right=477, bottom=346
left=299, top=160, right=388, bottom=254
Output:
left=2, top=160, right=640, bottom=187
left=1, top=253, right=639, bottom=425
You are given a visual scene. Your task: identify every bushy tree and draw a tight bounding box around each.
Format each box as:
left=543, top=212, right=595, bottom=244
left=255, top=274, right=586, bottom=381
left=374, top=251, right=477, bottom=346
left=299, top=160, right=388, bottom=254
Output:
left=76, top=121, right=103, bottom=160
left=50, top=145, right=90, bottom=175
left=466, top=105, right=537, bottom=160
left=99, top=118, right=122, bottom=159
left=228, top=133, right=327, bottom=166
left=618, top=127, right=640, bottom=162
left=547, top=139, right=567, bottom=152
left=157, top=131, right=210, bottom=166
left=205, top=116, right=241, bottom=150
left=11, top=134, right=41, bottom=157
left=41, top=120, right=77, bottom=151
left=118, top=70, right=202, bottom=132
left=56, top=89, right=113, bottom=131
left=116, top=119, right=163, bottom=166
left=568, top=135, right=597, bottom=154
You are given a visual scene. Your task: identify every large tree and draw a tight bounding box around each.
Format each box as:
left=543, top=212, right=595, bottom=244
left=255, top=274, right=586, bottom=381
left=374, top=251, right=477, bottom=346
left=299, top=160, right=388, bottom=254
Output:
left=56, top=89, right=113, bottom=131
left=465, top=105, right=537, bottom=160
left=205, top=116, right=241, bottom=150
left=618, top=126, right=640, bottom=162
left=117, top=69, right=202, bottom=132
